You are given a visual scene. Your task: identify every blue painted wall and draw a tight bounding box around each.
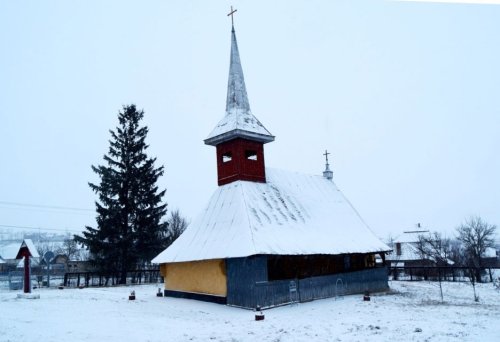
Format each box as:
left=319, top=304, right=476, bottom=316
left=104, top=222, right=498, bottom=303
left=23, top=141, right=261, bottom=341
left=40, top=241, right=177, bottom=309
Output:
left=226, top=255, right=388, bottom=309
left=298, top=267, right=388, bottom=302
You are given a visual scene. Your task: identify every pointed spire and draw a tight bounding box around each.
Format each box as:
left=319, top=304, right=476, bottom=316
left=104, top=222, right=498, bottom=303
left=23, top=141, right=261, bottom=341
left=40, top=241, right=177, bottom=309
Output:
left=226, top=26, right=250, bottom=113
left=205, top=21, right=274, bottom=146
left=323, top=150, right=333, bottom=181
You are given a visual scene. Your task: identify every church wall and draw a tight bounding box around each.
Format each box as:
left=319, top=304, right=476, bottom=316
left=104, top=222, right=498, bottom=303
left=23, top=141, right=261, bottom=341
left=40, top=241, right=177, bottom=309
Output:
left=227, top=255, right=388, bottom=309
left=226, top=255, right=268, bottom=308
left=159, top=263, right=167, bottom=278
left=163, top=259, right=227, bottom=296
left=297, top=266, right=388, bottom=302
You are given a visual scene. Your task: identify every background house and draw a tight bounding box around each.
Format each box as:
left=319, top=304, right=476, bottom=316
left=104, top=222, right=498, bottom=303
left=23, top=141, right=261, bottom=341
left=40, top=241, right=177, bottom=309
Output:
left=386, top=230, right=432, bottom=267
left=0, top=256, right=6, bottom=272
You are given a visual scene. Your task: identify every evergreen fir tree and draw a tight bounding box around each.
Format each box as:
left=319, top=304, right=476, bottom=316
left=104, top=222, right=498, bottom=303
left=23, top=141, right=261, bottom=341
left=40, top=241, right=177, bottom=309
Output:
left=76, top=104, right=168, bottom=284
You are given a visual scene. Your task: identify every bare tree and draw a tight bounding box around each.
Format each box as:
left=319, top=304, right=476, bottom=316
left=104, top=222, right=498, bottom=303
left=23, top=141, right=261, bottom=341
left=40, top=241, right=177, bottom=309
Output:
left=36, top=241, right=58, bottom=261
left=456, top=216, right=496, bottom=283
left=166, top=209, right=188, bottom=247
left=416, top=232, right=452, bottom=266
left=465, top=260, right=480, bottom=302
left=415, top=232, right=452, bottom=302
left=58, top=236, right=82, bottom=261
left=448, top=239, right=465, bottom=266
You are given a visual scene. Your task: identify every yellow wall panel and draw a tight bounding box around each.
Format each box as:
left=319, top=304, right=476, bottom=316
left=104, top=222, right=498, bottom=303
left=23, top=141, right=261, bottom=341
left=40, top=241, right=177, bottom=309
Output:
left=159, top=264, right=167, bottom=277
left=163, top=259, right=227, bottom=296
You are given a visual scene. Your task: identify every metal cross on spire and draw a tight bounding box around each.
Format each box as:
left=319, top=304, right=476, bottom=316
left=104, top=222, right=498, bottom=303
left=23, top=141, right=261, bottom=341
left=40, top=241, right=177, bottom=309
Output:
left=323, top=150, right=333, bottom=181
left=227, top=6, right=237, bottom=27
left=323, top=150, right=331, bottom=164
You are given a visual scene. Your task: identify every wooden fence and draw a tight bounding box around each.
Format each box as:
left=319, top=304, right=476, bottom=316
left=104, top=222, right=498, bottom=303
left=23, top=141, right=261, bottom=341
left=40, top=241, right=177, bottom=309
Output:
left=63, top=269, right=161, bottom=287
left=389, top=266, right=499, bottom=282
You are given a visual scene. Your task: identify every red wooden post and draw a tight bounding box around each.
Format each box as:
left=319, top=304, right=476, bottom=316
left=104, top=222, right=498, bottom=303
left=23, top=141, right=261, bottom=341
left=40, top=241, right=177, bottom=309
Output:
left=23, top=253, right=31, bottom=293
left=15, top=240, right=39, bottom=294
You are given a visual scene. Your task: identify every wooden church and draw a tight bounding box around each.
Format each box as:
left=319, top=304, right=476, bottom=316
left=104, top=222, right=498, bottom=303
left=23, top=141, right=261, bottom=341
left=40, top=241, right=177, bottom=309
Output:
left=152, top=19, right=390, bottom=309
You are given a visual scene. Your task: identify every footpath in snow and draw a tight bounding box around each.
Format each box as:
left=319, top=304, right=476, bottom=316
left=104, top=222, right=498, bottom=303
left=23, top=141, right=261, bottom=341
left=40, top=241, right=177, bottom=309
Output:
left=0, top=280, right=499, bottom=341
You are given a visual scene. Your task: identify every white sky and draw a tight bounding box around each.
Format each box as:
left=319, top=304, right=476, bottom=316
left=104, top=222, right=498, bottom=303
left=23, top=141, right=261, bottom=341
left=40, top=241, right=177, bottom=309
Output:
left=397, top=1, right=500, bottom=4
left=1, top=0, right=499, bottom=240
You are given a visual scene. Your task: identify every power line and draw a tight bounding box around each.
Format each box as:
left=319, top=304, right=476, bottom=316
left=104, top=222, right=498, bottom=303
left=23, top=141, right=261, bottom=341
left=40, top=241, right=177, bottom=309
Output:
left=0, top=205, right=94, bottom=216
left=0, top=224, right=85, bottom=233
left=0, top=200, right=93, bottom=212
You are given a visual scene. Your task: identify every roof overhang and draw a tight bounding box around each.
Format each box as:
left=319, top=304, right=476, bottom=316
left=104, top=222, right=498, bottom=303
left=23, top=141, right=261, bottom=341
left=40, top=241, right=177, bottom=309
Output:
left=204, top=129, right=275, bottom=146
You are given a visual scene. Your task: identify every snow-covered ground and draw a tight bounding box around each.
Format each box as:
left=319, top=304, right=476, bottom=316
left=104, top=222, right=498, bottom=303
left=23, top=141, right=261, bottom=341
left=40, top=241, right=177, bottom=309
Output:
left=0, top=281, right=498, bottom=341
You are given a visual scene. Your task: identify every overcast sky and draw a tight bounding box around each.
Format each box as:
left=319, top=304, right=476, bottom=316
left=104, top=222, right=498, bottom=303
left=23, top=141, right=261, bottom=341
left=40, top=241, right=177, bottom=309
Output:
left=1, top=0, right=499, bottom=241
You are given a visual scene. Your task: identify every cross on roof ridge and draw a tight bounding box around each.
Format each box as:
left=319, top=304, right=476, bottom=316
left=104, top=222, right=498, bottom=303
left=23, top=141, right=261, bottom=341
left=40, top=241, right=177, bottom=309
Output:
left=323, top=150, right=330, bottom=164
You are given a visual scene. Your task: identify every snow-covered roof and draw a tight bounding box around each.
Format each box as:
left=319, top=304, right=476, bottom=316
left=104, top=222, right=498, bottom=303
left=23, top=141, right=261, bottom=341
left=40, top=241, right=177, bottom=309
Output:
left=393, top=231, right=430, bottom=244
left=25, top=239, right=40, bottom=258
left=0, top=241, right=24, bottom=260
left=205, top=109, right=274, bottom=145
left=484, top=247, right=497, bottom=258
left=386, top=239, right=455, bottom=265
left=386, top=242, right=422, bottom=262
left=205, top=27, right=274, bottom=146
left=153, top=168, right=390, bottom=264
left=16, top=239, right=40, bottom=258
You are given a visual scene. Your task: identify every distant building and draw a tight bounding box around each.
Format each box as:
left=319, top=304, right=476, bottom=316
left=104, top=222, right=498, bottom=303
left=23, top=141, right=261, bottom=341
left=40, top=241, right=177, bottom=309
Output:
left=0, top=256, right=6, bottom=272
left=386, top=230, right=430, bottom=267
left=39, top=254, right=91, bottom=273
left=386, top=229, right=454, bottom=267
left=49, top=254, right=69, bottom=272
left=66, top=260, right=91, bottom=273
left=152, top=21, right=390, bottom=309
left=482, top=247, right=499, bottom=268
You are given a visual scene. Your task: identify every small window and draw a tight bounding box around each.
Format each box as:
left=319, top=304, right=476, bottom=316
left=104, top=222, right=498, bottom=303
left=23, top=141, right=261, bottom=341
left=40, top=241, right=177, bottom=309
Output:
left=222, top=152, right=232, bottom=163
left=245, top=150, right=257, bottom=161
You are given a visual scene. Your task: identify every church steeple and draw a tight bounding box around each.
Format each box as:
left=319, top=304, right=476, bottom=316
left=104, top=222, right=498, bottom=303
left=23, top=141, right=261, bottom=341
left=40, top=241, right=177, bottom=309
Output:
left=204, top=19, right=274, bottom=147
left=225, top=25, right=251, bottom=114
left=205, top=11, right=274, bottom=186
left=323, top=150, right=333, bottom=181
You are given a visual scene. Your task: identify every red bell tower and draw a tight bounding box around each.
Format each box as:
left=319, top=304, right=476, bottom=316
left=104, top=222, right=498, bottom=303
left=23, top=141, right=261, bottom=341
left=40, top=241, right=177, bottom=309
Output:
left=205, top=21, right=274, bottom=186
left=215, top=138, right=266, bottom=185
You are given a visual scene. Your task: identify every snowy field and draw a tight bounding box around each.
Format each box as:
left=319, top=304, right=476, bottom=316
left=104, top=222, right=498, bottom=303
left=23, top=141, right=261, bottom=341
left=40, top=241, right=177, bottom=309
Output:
left=1, top=281, right=499, bottom=342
